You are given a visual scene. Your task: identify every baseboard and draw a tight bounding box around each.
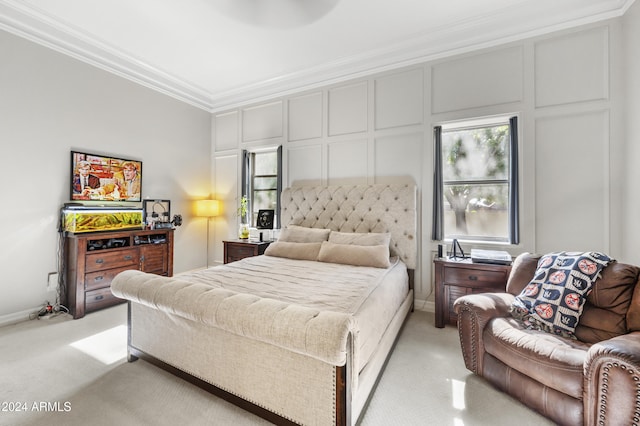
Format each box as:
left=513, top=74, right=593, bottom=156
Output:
left=0, top=306, right=39, bottom=328
left=182, top=262, right=223, bottom=274
left=413, top=298, right=435, bottom=313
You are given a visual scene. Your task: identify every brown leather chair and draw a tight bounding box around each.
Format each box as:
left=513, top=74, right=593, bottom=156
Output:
left=454, top=252, right=640, bottom=426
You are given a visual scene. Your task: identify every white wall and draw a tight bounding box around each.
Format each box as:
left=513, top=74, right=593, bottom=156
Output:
left=622, top=0, right=640, bottom=265
left=212, top=18, right=627, bottom=306
left=0, top=30, right=212, bottom=323
left=3, top=10, right=631, bottom=322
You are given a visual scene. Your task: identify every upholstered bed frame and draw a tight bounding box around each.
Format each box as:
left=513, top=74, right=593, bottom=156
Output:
left=115, top=183, right=417, bottom=425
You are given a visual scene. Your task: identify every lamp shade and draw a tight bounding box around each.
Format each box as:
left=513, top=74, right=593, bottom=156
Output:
left=195, top=199, right=220, bottom=217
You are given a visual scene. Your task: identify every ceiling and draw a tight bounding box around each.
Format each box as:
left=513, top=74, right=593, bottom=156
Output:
left=0, top=0, right=635, bottom=112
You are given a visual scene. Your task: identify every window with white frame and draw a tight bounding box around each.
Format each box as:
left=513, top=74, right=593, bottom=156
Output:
left=432, top=116, right=519, bottom=244
left=241, top=146, right=282, bottom=229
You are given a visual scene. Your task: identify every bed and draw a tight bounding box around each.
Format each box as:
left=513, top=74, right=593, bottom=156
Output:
left=111, top=183, right=417, bottom=425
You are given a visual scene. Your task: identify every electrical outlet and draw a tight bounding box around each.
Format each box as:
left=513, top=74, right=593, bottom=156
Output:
left=47, top=272, right=58, bottom=292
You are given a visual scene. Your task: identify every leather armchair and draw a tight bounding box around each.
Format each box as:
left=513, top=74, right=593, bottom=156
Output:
left=454, top=253, right=640, bottom=426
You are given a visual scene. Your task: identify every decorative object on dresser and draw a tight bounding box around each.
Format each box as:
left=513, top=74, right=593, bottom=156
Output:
left=223, top=239, right=271, bottom=264
left=143, top=199, right=170, bottom=229
left=63, top=228, right=173, bottom=319
left=141, top=199, right=183, bottom=230
left=433, top=257, right=511, bottom=328
left=62, top=205, right=144, bottom=233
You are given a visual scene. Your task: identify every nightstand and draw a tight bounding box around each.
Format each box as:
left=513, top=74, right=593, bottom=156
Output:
left=223, top=240, right=272, bottom=264
left=433, top=257, right=511, bottom=328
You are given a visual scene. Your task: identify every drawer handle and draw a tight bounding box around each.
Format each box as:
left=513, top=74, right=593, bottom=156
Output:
left=123, top=255, right=133, bottom=260
left=468, top=275, right=478, bottom=281
left=95, top=295, right=104, bottom=301
left=95, top=258, right=104, bottom=264
left=94, top=276, right=104, bottom=282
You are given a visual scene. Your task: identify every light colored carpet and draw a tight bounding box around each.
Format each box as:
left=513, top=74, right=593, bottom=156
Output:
left=0, top=304, right=553, bottom=426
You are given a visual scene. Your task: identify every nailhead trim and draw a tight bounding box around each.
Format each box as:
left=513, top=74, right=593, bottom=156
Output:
left=456, top=302, right=480, bottom=374
left=598, top=362, right=640, bottom=425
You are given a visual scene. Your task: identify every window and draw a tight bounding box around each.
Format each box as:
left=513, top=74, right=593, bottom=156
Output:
left=432, top=116, right=519, bottom=244
left=241, top=146, right=283, bottom=229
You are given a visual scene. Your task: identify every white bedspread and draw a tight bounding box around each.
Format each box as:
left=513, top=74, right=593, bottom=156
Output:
left=111, top=255, right=408, bottom=371
left=180, top=255, right=400, bottom=312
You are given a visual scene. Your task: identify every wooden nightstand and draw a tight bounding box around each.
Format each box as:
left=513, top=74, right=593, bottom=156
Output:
left=433, top=257, right=511, bottom=328
left=223, top=240, right=271, bottom=264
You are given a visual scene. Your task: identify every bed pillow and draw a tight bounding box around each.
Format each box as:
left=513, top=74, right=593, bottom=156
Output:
left=317, top=241, right=390, bottom=268
left=278, top=225, right=331, bottom=243
left=328, top=231, right=391, bottom=247
left=510, top=251, right=612, bottom=339
left=264, top=241, right=322, bottom=261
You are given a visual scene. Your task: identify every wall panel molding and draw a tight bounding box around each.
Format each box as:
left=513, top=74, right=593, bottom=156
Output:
left=214, top=110, right=239, bottom=151
left=288, top=92, right=323, bottom=142
left=535, top=26, right=609, bottom=108
left=375, top=68, right=424, bottom=130
left=287, top=144, right=323, bottom=186
left=242, top=101, right=283, bottom=142
left=534, top=109, right=610, bottom=253
left=327, top=139, right=368, bottom=185
left=374, top=132, right=423, bottom=185
left=431, top=46, right=523, bottom=113
left=328, top=82, right=368, bottom=136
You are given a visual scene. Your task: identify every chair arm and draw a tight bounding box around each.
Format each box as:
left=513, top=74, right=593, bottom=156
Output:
left=584, top=332, right=640, bottom=425
left=453, top=293, right=515, bottom=375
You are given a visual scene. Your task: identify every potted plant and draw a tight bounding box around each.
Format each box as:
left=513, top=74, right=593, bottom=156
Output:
left=237, top=195, right=250, bottom=239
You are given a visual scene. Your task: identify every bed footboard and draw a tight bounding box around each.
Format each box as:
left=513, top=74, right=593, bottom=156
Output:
left=128, top=344, right=317, bottom=426
left=125, top=286, right=413, bottom=425
left=126, top=302, right=350, bottom=426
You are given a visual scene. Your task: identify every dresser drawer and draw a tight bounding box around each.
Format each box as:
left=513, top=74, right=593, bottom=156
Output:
left=85, top=287, right=124, bottom=312
left=444, top=267, right=507, bottom=288
left=85, top=266, right=133, bottom=291
left=85, top=249, right=139, bottom=272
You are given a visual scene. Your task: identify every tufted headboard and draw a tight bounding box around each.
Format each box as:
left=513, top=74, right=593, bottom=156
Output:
left=280, top=184, right=417, bottom=269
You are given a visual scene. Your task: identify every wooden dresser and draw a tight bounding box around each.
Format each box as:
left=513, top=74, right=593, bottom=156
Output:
left=64, top=228, right=173, bottom=319
left=223, top=239, right=271, bottom=264
left=433, top=257, right=511, bottom=328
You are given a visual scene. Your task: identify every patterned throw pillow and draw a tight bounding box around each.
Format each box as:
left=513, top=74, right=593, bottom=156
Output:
left=510, top=251, right=612, bottom=338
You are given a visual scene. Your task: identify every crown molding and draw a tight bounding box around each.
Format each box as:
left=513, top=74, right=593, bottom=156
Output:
left=208, top=0, right=633, bottom=113
left=1, top=0, right=635, bottom=113
left=0, top=0, right=212, bottom=110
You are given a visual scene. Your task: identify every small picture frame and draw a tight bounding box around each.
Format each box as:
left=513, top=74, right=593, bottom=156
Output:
left=256, top=209, right=274, bottom=229
left=143, top=199, right=171, bottom=225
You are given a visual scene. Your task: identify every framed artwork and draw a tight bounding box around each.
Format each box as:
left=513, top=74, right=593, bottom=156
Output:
left=256, top=209, right=274, bottom=229
left=143, top=199, right=171, bottom=224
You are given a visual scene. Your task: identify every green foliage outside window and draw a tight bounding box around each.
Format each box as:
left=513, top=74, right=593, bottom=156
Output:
left=442, top=123, right=510, bottom=240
